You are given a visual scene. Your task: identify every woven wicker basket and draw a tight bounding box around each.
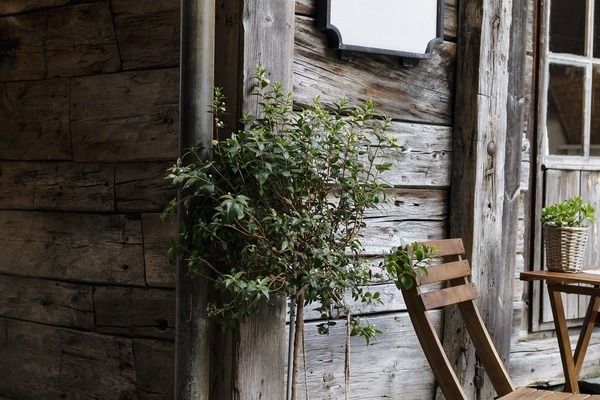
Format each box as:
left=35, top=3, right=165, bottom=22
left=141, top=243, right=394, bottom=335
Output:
left=543, top=225, right=588, bottom=273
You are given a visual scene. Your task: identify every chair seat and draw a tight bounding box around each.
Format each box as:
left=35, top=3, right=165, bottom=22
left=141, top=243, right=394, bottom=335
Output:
left=499, top=387, right=600, bottom=399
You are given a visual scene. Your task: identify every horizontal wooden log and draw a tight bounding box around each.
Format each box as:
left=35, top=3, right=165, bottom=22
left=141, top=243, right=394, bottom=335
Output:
left=294, top=16, right=456, bottom=125
left=0, top=274, right=94, bottom=330
left=0, top=161, right=114, bottom=211
left=95, top=286, right=175, bottom=340
left=0, top=12, right=46, bottom=81
left=46, top=2, right=120, bottom=77
left=71, top=69, right=179, bottom=161
left=142, top=213, right=176, bottom=288
left=116, top=162, right=176, bottom=212
left=0, top=0, right=71, bottom=16
left=0, top=318, right=173, bottom=399
left=289, top=311, right=441, bottom=399
left=361, top=219, right=446, bottom=256
left=0, top=79, right=71, bottom=160
left=374, top=122, right=452, bottom=187
left=133, top=339, right=175, bottom=399
left=294, top=0, right=457, bottom=40
left=0, top=211, right=145, bottom=285
left=364, top=188, right=447, bottom=220
left=112, top=0, right=180, bottom=70
left=510, top=329, right=600, bottom=388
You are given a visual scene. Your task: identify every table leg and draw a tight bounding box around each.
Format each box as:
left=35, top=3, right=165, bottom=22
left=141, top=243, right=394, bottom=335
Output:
left=547, top=283, right=579, bottom=393
left=573, top=289, right=600, bottom=377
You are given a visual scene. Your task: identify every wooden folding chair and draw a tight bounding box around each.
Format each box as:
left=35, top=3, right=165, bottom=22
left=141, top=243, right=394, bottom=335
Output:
left=401, top=238, right=600, bottom=399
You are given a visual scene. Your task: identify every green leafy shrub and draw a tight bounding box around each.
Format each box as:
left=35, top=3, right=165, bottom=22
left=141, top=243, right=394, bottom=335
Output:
left=383, top=242, right=437, bottom=290
left=165, top=66, right=400, bottom=339
left=541, top=196, right=596, bottom=227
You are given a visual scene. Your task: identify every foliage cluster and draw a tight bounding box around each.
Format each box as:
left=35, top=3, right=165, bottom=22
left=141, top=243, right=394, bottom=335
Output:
left=541, top=196, right=596, bottom=227
left=165, top=66, right=406, bottom=340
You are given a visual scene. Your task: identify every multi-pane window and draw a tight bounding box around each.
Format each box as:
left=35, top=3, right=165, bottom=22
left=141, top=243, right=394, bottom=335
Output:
left=542, top=0, right=600, bottom=160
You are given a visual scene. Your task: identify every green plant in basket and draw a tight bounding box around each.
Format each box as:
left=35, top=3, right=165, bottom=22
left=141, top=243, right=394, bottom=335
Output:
left=541, top=196, right=596, bottom=273
left=541, top=196, right=596, bottom=227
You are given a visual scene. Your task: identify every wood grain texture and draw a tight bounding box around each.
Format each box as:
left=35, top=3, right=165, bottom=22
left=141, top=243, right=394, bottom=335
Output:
left=95, top=286, right=175, bottom=340
left=294, top=0, right=458, bottom=40
left=0, top=12, right=46, bottom=81
left=112, top=0, right=180, bottom=70
left=133, top=339, right=175, bottom=399
left=0, top=274, right=94, bottom=330
left=360, top=220, right=446, bottom=256
left=290, top=311, right=442, bottom=399
left=0, top=161, right=114, bottom=211
left=0, top=318, right=173, bottom=400
left=510, top=329, right=600, bottom=388
left=142, top=213, right=176, bottom=288
left=294, top=15, right=456, bottom=125
left=115, top=162, right=175, bottom=212
left=0, top=211, right=145, bottom=285
left=0, top=79, right=71, bottom=160
left=0, top=0, right=72, bottom=16
left=46, top=2, right=121, bottom=77
left=71, top=69, right=179, bottom=161
left=376, top=122, right=452, bottom=187
left=445, top=0, right=518, bottom=398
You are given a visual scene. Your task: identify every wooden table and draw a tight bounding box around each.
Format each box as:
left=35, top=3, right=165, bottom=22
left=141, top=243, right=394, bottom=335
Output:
left=521, top=270, right=600, bottom=393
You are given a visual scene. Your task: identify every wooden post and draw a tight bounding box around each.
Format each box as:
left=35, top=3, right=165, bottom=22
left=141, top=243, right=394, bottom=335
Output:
left=213, top=1, right=295, bottom=399
left=444, top=0, right=528, bottom=398
left=175, top=0, right=215, bottom=398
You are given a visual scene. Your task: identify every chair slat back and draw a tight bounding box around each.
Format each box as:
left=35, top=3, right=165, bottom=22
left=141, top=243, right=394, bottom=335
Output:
left=401, top=238, right=515, bottom=399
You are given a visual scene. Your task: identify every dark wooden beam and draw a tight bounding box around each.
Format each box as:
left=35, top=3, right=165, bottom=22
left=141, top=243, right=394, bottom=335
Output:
left=212, top=1, right=295, bottom=399
left=445, top=0, right=528, bottom=398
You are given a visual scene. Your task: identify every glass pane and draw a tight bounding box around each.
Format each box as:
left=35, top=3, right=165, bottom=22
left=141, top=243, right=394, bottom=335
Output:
left=549, top=0, right=586, bottom=55
left=592, top=66, right=600, bottom=156
left=547, top=64, right=585, bottom=156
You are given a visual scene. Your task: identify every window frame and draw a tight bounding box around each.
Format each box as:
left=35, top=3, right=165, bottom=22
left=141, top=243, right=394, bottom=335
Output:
left=539, top=0, right=600, bottom=169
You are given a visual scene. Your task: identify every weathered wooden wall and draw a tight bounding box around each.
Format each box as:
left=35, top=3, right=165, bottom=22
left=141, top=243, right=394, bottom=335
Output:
left=292, top=1, right=456, bottom=398
left=0, top=1, right=178, bottom=398
left=508, top=0, right=600, bottom=388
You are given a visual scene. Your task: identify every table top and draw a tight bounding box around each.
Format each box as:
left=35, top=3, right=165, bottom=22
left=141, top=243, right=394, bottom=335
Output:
left=520, top=269, right=600, bottom=285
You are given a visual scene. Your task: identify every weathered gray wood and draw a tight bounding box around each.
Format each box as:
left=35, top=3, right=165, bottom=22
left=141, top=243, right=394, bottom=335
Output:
left=115, top=162, right=175, bottom=212
left=0, top=274, right=94, bottom=330
left=445, top=0, right=518, bottom=398
left=95, top=286, right=175, bottom=340
left=289, top=311, right=442, bottom=399
left=46, top=2, right=120, bottom=77
left=211, top=2, right=295, bottom=399
left=294, top=16, right=456, bottom=125
left=142, top=213, right=177, bottom=288
left=581, top=171, right=600, bottom=268
left=133, top=339, right=175, bottom=400
left=0, top=12, right=46, bottom=81
left=112, top=0, right=180, bottom=70
left=294, top=0, right=457, bottom=41
left=71, top=69, right=179, bottom=162
left=0, top=0, right=71, bottom=16
left=361, top=220, right=446, bottom=256
left=0, top=79, right=70, bottom=160
left=0, top=161, right=114, bottom=211
left=374, top=122, right=452, bottom=187
left=0, top=211, right=145, bottom=285
left=510, top=329, right=600, bottom=388
left=364, top=188, right=448, bottom=220
left=542, top=170, right=582, bottom=323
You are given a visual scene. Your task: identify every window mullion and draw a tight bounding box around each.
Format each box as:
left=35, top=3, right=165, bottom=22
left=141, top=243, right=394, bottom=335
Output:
left=584, top=0, right=595, bottom=158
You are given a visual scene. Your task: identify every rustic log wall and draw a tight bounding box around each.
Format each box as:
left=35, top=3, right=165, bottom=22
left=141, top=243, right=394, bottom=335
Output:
left=291, top=1, right=455, bottom=398
left=0, top=1, right=178, bottom=398
left=507, top=0, right=600, bottom=388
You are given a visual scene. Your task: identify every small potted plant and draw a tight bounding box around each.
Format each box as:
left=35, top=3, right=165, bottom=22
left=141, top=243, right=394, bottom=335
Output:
left=541, top=196, right=596, bottom=273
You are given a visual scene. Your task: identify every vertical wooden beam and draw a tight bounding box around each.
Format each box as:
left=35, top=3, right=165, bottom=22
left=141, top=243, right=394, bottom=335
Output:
left=213, top=2, right=294, bottom=399
left=445, top=0, right=527, bottom=397
left=176, top=0, right=215, bottom=399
